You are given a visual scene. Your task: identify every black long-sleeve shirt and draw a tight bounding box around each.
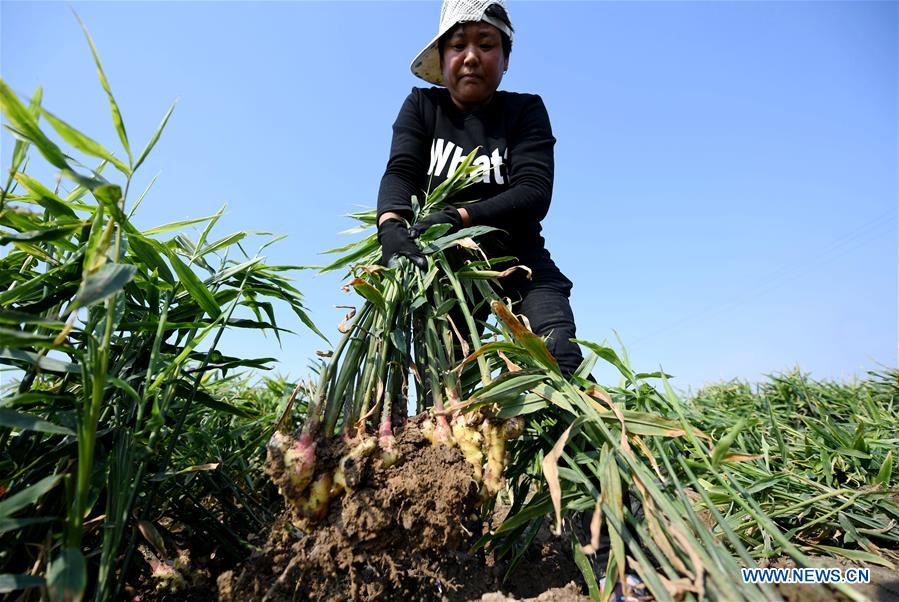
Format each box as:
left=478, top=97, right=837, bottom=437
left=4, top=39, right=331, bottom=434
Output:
left=377, top=87, right=559, bottom=266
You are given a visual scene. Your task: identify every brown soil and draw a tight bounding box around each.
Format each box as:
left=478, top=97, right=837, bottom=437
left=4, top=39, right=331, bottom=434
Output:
left=216, top=419, right=586, bottom=601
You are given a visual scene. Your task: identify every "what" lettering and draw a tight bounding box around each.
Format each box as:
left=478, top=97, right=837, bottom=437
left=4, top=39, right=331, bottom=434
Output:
left=427, top=138, right=506, bottom=185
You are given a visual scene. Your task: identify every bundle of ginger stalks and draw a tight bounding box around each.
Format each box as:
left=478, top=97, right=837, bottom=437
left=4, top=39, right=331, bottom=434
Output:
left=265, top=152, right=529, bottom=521
left=265, top=152, right=889, bottom=602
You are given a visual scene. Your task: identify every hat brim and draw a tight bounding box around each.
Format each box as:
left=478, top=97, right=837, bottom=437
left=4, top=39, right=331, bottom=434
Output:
left=410, top=33, right=445, bottom=86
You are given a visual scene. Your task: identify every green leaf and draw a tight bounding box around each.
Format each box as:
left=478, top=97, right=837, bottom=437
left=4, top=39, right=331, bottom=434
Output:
left=194, top=355, right=277, bottom=372
left=573, top=352, right=599, bottom=382
left=0, top=256, right=80, bottom=306
left=349, top=278, right=386, bottom=313
left=617, top=410, right=689, bottom=438
left=12, top=173, right=78, bottom=219
left=46, top=547, right=86, bottom=602
left=492, top=300, right=560, bottom=373
left=835, top=448, right=871, bottom=460
left=530, top=382, right=575, bottom=413
left=433, top=298, right=457, bottom=316
left=557, top=467, right=594, bottom=488
left=812, top=545, right=895, bottom=569
left=389, top=329, right=409, bottom=357
left=0, top=205, right=46, bottom=232
left=457, top=268, right=517, bottom=280
left=133, top=100, right=176, bottom=172
left=493, top=492, right=555, bottom=535
left=599, top=445, right=626, bottom=589
left=206, top=257, right=263, bottom=286
left=290, top=304, right=329, bottom=344
left=92, top=183, right=122, bottom=208
left=225, top=318, right=288, bottom=332
left=173, top=384, right=256, bottom=419
left=321, top=236, right=373, bottom=255
left=74, top=12, right=131, bottom=164
left=0, top=574, right=45, bottom=594
left=633, top=371, right=673, bottom=380
left=571, top=532, right=601, bottom=601
left=0, top=310, right=64, bottom=328
left=0, top=310, right=65, bottom=330
left=0, top=349, right=79, bottom=374
left=197, top=205, right=227, bottom=250
left=82, top=202, right=107, bottom=272
left=7, top=87, right=43, bottom=180
left=837, top=512, right=861, bottom=544
left=0, top=327, right=56, bottom=348
left=0, top=474, right=61, bottom=518
left=345, top=207, right=377, bottom=224
left=416, top=222, right=452, bottom=241
left=764, top=396, right=789, bottom=465
left=0, top=409, right=75, bottom=436
left=427, top=148, right=481, bottom=204
left=497, top=393, right=547, bottom=418
left=143, top=213, right=219, bottom=236
left=851, top=423, right=869, bottom=454
left=60, top=167, right=109, bottom=193
left=338, top=223, right=374, bottom=236
left=424, top=225, right=498, bottom=253
left=162, top=245, right=221, bottom=317
left=711, top=418, right=747, bottom=466
left=128, top=171, right=159, bottom=217
left=571, top=339, right=634, bottom=382
left=0, top=392, right=63, bottom=408
left=0, top=80, right=70, bottom=170
left=41, top=108, right=130, bottom=175
left=200, top=232, right=247, bottom=256
left=0, top=223, right=83, bottom=245
left=319, top=238, right=379, bottom=273
left=470, top=372, right=547, bottom=406
left=0, top=516, right=55, bottom=535
left=457, top=340, right=523, bottom=366
left=70, top=263, right=137, bottom=311
left=128, top=235, right=174, bottom=284
left=148, top=464, right=217, bottom=482
left=876, top=449, right=893, bottom=485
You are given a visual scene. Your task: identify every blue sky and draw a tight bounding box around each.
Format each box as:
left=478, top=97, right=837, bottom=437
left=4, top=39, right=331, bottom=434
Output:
left=2, top=1, right=896, bottom=392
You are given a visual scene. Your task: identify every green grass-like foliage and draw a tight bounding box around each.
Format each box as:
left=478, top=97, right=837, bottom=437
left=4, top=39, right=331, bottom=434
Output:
left=683, top=370, right=898, bottom=560
left=0, top=18, right=316, bottom=601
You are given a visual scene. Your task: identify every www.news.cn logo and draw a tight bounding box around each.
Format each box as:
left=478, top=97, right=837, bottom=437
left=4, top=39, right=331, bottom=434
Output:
left=741, top=567, right=871, bottom=584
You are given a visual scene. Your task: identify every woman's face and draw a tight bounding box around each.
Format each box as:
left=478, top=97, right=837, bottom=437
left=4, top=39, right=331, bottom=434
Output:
left=440, top=21, right=508, bottom=112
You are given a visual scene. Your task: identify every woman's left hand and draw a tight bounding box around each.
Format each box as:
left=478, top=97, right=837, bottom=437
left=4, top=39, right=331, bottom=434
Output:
left=410, top=207, right=470, bottom=239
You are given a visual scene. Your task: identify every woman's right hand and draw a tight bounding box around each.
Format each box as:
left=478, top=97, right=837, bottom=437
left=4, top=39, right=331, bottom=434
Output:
left=377, top=218, right=427, bottom=270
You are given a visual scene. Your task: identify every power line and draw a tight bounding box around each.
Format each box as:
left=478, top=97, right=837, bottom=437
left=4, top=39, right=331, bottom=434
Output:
left=629, top=208, right=897, bottom=350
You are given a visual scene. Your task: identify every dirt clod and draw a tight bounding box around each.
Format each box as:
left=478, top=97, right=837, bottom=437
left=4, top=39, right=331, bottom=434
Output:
left=220, top=421, right=498, bottom=601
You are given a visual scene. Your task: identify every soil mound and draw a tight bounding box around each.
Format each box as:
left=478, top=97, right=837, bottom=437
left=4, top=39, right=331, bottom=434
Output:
left=218, top=420, right=496, bottom=601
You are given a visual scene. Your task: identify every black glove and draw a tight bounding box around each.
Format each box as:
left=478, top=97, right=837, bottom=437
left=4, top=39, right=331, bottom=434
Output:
left=410, top=207, right=463, bottom=239
left=378, top=219, right=427, bottom=270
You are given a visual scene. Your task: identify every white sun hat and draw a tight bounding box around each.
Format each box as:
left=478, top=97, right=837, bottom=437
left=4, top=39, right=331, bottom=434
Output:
left=410, top=0, right=514, bottom=86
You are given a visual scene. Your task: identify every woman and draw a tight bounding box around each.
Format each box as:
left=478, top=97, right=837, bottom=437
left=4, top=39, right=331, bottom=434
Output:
left=376, top=0, right=585, bottom=379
